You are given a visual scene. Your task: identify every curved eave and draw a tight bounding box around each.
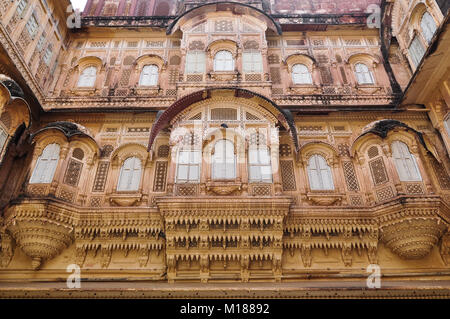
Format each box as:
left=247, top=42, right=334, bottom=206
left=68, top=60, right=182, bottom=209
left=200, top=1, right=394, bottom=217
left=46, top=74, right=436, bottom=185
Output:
left=147, top=88, right=298, bottom=152
left=0, top=78, right=32, bottom=128
left=167, top=1, right=282, bottom=35
left=31, top=122, right=100, bottom=152
left=351, top=120, right=431, bottom=156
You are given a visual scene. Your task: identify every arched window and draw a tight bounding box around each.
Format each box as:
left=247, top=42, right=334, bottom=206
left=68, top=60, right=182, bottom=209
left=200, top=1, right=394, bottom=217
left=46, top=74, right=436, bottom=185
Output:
left=30, top=143, right=60, bottom=184
left=212, top=140, right=236, bottom=180
left=408, top=36, right=426, bottom=67
left=420, top=12, right=437, bottom=44
left=248, top=147, right=272, bottom=183
left=391, top=141, right=422, bottom=181
left=355, top=63, right=374, bottom=84
left=445, top=116, right=450, bottom=137
left=139, top=65, right=159, bottom=86
left=243, top=51, right=263, bottom=73
left=77, top=66, right=97, bottom=87
left=307, top=154, right=334, bottom=190
left=214, top=50, right=234, bottom=72
left=292, top=64, right=312, bottom=84
left=176, top=150, right=201, bottom=183
left=186, top=51, right=206, bottom=74
left=117, top=157, right=142, bottom=191
left=0, top=126, right=8, bottom=155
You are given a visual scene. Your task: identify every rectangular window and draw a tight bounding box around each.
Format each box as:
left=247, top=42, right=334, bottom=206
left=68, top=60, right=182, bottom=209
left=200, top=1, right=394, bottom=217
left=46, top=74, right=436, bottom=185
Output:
left=43, top=46, right=52, bottom=65
left=37, top=34, right=46, bottom=51
left=408, top=36, right=426, bottom=67
left=176, top=150, right=201, bottom=183
left=16, top=0, right=28, bottom=16
left=248, top=148, right=272, bottom=183
left=26, top=14, right=39, bottom=38
left=0, top=127, right=8, bottom=157
left=185, top=51, right=206, bottom=74
left=243, top=51, right=263, bottom=73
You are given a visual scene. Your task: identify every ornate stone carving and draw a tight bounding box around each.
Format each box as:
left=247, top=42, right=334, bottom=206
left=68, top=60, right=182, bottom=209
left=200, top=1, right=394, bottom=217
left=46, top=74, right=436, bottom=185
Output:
left=379, top=206, right=447, bottom=259
left=306, top=193, right=343, bottom=206
left=4, top=203, right=74, bottom=269
left=440, top=231, right=450, bottom=265
left=205, top=182, right=242, bottom=196
left=0, top=231, right=14, bottom=268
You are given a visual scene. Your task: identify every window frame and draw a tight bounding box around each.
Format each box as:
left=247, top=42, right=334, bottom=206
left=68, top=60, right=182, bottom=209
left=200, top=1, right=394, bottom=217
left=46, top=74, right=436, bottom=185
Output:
left=391, top=141, right=422, bottom=182
left=291, top=63, right=313, bottom=85
left=16, top=0, right=28, bottom=16
left=420, top=11, right=437, bottom=44
left=117, top=157, right=142, bottom=192
left=176, top=149, right=202, bottom=183
left=0, top=125, right=8, bottom=159
left=77, top=66, right=97, bottom=88
left=306, top=154, right=335, bottom=191
left=213, top=50, right=234, bottom=72
left=354, top=63, right=375, bottom=85
left=248, top=146, right=272, bottom=183
left=139, top=64, right=159, bottom=86
left=185, top=51, right=206, bottom=74
left=25, top=14, right=39, bottom=38
left=408, top=35, right=426, bottom=67
left=43, top=46, right=53, bottom=66
left=242, top=51, right=263, bottom=73
left=29, top=143, right=60, bottom=184
left=212, top=139, right=236, bottom=181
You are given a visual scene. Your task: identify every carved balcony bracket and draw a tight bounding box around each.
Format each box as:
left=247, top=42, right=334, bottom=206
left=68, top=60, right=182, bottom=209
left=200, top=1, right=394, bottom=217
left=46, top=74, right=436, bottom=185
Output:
left=4, top=203, right=74, bottom=270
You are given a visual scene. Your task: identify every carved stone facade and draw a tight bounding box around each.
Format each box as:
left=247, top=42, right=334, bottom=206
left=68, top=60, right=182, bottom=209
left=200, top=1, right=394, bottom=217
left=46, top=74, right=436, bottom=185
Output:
left=0, top=0, right=449, bottom=297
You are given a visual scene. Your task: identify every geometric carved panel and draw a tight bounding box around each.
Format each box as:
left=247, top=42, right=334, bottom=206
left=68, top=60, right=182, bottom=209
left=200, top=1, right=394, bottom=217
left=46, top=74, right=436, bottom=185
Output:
left=153, top=161, right=168, bottom=192
left=280, top=160, right=297, bottom=191
left=175, top=184, right=198, bottom=196
left=251, top=184, right=272, bottom=196
left=63, top=159, right=83, bottom=187
left=92, top=162, right=110, bottom=192
left=342, top=161, right=360, bottom=191
left=349, top=195, right=363, bottom=206
left=405, top=182, right=424, bottom=194
left=376, top=186, right=394, bottom=202
left=58, top=188, right=75, bottom=203
left=157, top=145, right=170, bottom=158
left=431, top=159, right=450, bottom=190
left=279, top=144, right=292, bottom=157
left=369, top=157, right=389, bottom=186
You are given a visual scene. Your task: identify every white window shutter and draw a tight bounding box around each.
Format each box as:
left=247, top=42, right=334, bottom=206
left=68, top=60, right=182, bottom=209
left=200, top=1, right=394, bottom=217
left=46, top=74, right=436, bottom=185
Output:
left=421, top=12, right=437, bottom=43
left=355, top=63, right=374, bottom=84
left=243, top=52, right=263, bottom=73
left=176, top=150, right=201, bottom=183
left=409, top=36, right=426, bottom=67
left=292, top=64, right=312, bottom=84
left=213, top=140, right=235, bottom=180
left=130, top=158, right=142, bottom=191
left=30, top=143, right=60, bottom=184
left=214, top=51, right=233, bottom=72
left=140, top=65, right=159, bottom=86
left=308, top=155, right=333, bottom=190
left=445, top=117, right=450, bottom=137
left=78, top=66, right=97, bottom=87
left=186, top=52, right=206, bottom=74
left=0, top=127, right=8, bottom=154
left=117, top=157, right=141, bottom=191
left=307, top=156, right=321, bottom=190
left=392, top=141, right=422, bottom=181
